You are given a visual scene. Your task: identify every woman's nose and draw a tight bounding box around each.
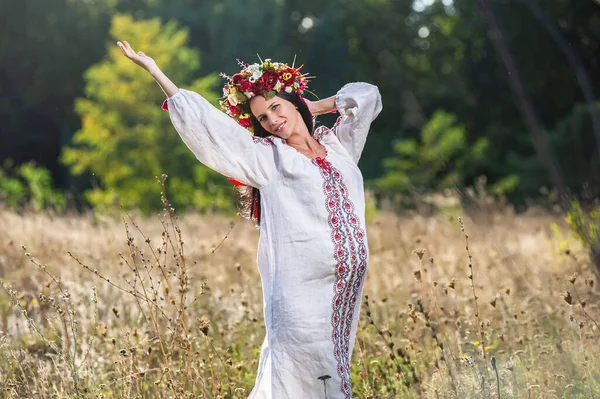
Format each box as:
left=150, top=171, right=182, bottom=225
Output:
left=268, top=114, right=280, bottom=126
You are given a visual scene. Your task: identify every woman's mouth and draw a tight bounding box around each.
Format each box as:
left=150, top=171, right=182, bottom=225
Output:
left=275, top=121, right=286, bottom=133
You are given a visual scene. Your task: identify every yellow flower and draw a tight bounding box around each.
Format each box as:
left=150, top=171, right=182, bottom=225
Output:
left=230, top=87, right=238, bottom=94
left=282, top=72, right=293, bottom=81
left=484, top=346, right=491, bottom=351
left=240, top=113, right=251, bottom=119
left=30, top=298, right=38, bottom=306
left=473, top=341, right=481, bottom=346
left=20, top=300, right=27, bottom=307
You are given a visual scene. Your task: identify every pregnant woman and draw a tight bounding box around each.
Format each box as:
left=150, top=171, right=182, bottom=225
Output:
left=118, top=40, right=382, bottom=399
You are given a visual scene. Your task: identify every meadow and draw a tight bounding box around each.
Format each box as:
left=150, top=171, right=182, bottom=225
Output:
left=0, top=194, right=598, bottom=398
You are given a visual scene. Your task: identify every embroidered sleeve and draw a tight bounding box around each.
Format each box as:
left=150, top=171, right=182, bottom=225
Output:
left=333, top=82, right=382, bottom=164
left=165, top=89, right=278, bottom=188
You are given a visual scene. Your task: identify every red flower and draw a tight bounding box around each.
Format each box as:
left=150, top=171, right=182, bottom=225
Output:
left=260, top=70, right=279, bottom=92
left=231, top=73, right=245, bottom=86
left=279, top=67, right=297, bottom=85
left=229, top=104, right=241, bottom=116
left=240, top=80, right=254, bottom=93
left=239, top=118, right=253, bottom=128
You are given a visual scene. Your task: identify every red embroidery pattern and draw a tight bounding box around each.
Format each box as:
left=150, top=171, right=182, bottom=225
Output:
left=313, top=126, right=329, bottom=142
left=313, top=157, right=368, bottom=399
left=313, top=116, right=344, bottom=142
left=251, top=135, right=276, bottom=145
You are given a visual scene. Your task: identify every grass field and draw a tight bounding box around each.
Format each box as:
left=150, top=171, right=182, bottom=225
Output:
left=1, top=200, right=599, bottom=398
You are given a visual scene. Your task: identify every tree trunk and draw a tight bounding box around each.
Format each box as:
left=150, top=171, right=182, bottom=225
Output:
left=475, top=0, right=567, bottom=199
left=522, top=0, right=600, bottom=165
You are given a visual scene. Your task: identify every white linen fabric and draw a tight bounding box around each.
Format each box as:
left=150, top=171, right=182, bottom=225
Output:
left=167, top=82, right=382, bottom=399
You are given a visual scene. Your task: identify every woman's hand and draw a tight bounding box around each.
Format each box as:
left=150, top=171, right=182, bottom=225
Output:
left=304, top=97, right=336, bottom=116
left=117, top=41, right=158, bottom=73
left=116, top=40, right=179, bottom=97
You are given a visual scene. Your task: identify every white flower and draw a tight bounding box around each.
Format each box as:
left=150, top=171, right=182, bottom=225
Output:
left=247, top=64, right=262, bottom=80
left=285, top=86, right=293, bottom=93
left=249, top=76, right=257, bottom=83
left=227, top=93, right=239, bottom=106
left=274, top=81, right=283, bottom=91
left=222, top=87, right=229, bottom=97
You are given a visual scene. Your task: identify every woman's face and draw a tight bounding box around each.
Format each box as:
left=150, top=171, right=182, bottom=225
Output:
left=249, top=95, right=305, bottom=139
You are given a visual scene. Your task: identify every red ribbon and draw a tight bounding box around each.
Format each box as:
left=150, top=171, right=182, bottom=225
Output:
left=227, top=178, right=247, bottom=187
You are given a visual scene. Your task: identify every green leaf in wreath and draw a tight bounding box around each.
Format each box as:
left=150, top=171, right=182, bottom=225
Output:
left=235, top=91, right=247, bottom=103
left=264, top=90, right=277, bottom=100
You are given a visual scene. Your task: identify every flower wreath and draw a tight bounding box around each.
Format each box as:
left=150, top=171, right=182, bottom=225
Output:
left=219, top=58, right=310, bottom=133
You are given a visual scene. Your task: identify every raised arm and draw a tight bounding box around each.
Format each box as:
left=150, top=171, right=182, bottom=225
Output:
left=117, top=41, right=278, bottom=188
left=332, top=82, right=382, bottom=164
left=117, top=41, right=179, bottom=97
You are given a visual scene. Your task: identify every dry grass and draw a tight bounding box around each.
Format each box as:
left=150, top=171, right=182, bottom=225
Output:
left=0, top=198, right=599, bottom=398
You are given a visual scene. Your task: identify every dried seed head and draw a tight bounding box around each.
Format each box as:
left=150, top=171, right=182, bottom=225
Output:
left=562, top=291, right=573, bottom=305
left=490, top=298, right=497, bottom=308
left=198, top=316, right=210, bottom=336
left=413, top=248, right=426, bottom=260
left=448, top=279, right=456, bottom=290
left=567, top=272, right=578, bottom=284
left=585, top=278, right=594, bottom=288
left=413, top=270, right=422, bottom=282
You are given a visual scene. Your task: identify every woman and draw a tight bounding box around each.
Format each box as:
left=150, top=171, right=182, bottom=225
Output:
left=117, top=40, right=382, bottom=399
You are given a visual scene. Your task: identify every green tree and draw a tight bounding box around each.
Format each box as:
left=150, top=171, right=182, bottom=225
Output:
left=376, top=110, right=488, bottom=197
left=62, top=14, right=232, bottom=214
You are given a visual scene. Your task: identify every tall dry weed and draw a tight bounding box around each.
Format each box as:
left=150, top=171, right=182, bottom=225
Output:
left=0, top=187, right=599, bottom=398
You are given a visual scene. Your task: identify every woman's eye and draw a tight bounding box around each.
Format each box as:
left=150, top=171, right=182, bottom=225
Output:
left=273, top=104, right=279, bottom=110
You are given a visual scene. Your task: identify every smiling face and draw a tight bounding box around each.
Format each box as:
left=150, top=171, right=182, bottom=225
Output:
left=249, top=95, right=308, bottom=139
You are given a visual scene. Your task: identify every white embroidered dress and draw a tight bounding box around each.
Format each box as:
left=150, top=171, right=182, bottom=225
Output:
left=166, top=82, right=382, bottom=399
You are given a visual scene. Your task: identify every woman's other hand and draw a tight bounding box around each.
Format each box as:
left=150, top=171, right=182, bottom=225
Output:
left=117, top=41, right=158, bottom=73
left=304, top=97, right=336, bottom=116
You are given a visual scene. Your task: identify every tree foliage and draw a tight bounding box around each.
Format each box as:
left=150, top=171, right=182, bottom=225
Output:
left=376, top=110, right=488, bottom=195
left=3, top=0, right=600, bottom=212
left=61, top=15, right=232, bottom=214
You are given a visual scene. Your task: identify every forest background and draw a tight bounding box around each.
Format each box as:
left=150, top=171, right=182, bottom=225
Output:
left=2, top=0, right=600, bottom=214
left=2, top=1, right=600, bottom=398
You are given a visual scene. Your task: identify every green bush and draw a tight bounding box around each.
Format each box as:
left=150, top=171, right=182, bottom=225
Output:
left=375, top=110, right=488, bottom=197
left=0, top=162, right=65, bottom=212
left=566, top=200, right=600, bottom=269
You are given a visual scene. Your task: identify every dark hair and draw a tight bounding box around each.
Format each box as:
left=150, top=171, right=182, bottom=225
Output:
left=235, top=92, right=314, bottom=227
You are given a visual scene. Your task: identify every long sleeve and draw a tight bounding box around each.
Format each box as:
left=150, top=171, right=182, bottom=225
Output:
left=333, top=82, right=383, bottom=164
left=166, top=89, right=278, bottom=188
